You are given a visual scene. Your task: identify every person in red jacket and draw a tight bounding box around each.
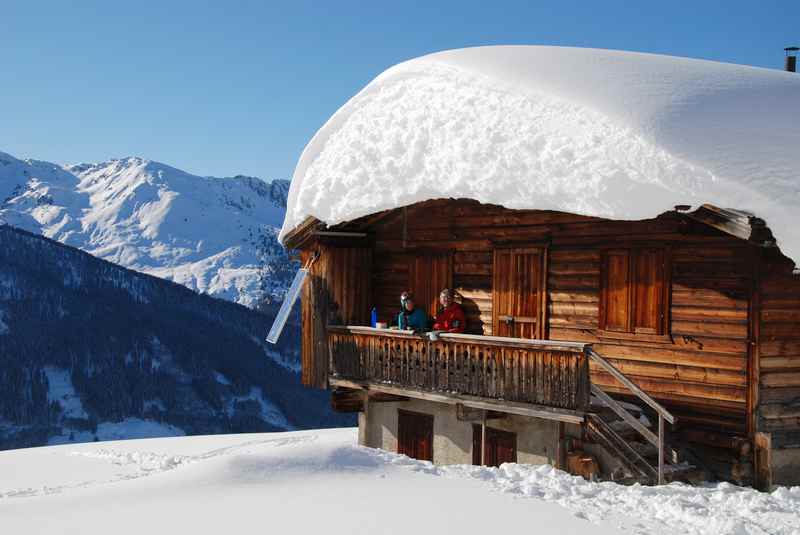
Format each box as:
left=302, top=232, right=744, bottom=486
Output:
left=432, top=288, right=466, bottom=333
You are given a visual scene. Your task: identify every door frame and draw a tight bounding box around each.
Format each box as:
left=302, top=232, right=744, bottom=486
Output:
left=492, top=245, right=549, bottom=340
left=472, top=424, right=518, bottom=466
left=397, top=409, right=434, bottom=461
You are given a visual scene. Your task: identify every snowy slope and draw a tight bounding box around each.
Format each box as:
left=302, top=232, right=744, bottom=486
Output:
left=281, top=46, right=800, bottom=262
left=0, top=150, right=290, bottom=306
left=1, top=429, right=799, bottom=535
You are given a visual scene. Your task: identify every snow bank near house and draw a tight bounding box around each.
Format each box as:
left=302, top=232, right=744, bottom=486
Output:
left=281, top=46, right=800, bottom=261
left=2, top=429, right=799, bottom=535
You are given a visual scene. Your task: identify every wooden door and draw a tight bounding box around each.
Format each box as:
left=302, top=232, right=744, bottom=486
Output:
left=493, top=248, right=547, bottom=339
left=409, top=253, right=453, bottom=318
left=472, top=425, right=518, bottom=466
left=398, top=410, right=434, bottom=461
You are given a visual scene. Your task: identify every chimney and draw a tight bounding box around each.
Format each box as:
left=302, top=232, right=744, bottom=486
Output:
left=786, top=47, right=799, bottom=73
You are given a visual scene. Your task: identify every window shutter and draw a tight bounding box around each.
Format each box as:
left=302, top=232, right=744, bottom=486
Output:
left=602, top=250, right=631, bottom=332
left=633, top=249, right=665, bottom=334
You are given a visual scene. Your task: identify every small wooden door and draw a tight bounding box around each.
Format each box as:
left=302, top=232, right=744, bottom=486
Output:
left=472, top=425, right=517, bottom=466
left=409, top=253, right=453, bottom=318
left=493, top=248, right=547, bottom=339
left=398, top=410, right=434, bottom=461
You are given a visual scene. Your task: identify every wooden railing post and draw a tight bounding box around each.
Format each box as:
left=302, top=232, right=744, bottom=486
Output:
left=326, top=326, right=591, bottom=412
left=658, top=414, right=665, bottom=485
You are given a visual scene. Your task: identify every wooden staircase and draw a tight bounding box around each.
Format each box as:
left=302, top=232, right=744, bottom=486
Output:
left=584, top=349, right=707, bottom=485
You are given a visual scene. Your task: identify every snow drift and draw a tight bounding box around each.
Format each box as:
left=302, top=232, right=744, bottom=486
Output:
left=2, top=429, right=799, bottom=535
left=280, top=46, right=800, bottom=261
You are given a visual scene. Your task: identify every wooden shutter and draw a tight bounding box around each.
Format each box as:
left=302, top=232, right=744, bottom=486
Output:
left=600, top=248, right=668, bottom=336
left=601, top=250, right=631, bottom=332
left=398, top=410, right=434, bottom=461
left=472, top=425, right=517, bottom=466
left=493, top=248, right=547, bottom=339
left=633, top=248, right=665, bottom=334
left=409, top=253, right=453, bottom=318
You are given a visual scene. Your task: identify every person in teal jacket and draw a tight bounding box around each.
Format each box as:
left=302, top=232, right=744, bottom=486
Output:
left=397, top=291, right=428, bottom=331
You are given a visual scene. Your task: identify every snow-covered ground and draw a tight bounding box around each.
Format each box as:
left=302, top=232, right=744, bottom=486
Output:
left=1, top=429, right=798, bottom=535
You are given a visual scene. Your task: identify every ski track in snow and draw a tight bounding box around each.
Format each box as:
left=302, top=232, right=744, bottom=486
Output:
left=0, top=434, right=318, bottom=500
left=2, top=431, right=799, bottom=535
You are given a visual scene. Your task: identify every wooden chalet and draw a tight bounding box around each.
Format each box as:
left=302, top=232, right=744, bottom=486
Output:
left=282, top=198, right=800, bottom=488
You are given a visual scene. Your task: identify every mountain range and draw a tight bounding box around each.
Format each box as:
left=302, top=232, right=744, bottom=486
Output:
left=0, top=151, right=290, bottom=307
left=0, top=149, right=348, bottom=450
left=0, top=224, right=349, bottom=449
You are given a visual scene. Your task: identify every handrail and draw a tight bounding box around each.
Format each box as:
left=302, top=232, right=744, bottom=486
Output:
left=327, top=325, right=591, bottom=411
left=587, top=348, right=676, bottom=425
left=327, top=325, right=590, bottom=353
left=587, top=347, right=677, bottom=485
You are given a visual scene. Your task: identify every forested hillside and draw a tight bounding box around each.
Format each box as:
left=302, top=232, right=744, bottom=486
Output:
left=0, top=225, right=349, bottom=450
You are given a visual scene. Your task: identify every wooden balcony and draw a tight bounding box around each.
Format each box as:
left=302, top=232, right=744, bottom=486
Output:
left=327, top=326, right=591, bottom=420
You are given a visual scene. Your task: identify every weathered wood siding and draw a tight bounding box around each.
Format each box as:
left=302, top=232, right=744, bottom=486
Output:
left=757, top=251, right=800, bottom=445
left=301, top=244, right=372, bottom=387
left=363, top=199, right=754, bottom=436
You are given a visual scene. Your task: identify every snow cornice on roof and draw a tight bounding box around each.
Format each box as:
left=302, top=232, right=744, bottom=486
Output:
left=280, top=45, right=800, bottom=262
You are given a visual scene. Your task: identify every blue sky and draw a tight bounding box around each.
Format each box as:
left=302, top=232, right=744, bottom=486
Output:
left=1, top=1, right=796, bottom=181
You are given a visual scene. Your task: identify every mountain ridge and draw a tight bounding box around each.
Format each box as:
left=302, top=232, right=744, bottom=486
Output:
left=0, top=150, right=291, bottom=307
left=0, top=223, right=347, bottom=450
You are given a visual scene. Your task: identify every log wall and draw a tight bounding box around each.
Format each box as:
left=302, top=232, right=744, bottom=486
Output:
left=757, top=250, right=800, bottom=446
left=363, top=200, right=755, bottom=437
left=301, top=244, right=372, bottom=388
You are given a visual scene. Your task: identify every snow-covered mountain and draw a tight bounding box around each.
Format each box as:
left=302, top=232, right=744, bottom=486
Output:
left=0, top=225, right=348, bottom=450
left=0, top=150, right=291, bottom=307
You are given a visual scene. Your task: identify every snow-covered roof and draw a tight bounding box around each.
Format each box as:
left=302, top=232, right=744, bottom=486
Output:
left=280, top=46, right=799, bottom=260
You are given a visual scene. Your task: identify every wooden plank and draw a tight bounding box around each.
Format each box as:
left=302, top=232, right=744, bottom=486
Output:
left=592, top=370, right=747, bottom=404
left=761, top=357, right=800, bottom=370
left=588, top=358, right=747, bottom=387
left=329, top=378, right=586, bottom=424
left=591, top=384, right=659, bottom=446
left=588, top=349, right=676, bottom=423
left=761, top=372, right=800, bottom=387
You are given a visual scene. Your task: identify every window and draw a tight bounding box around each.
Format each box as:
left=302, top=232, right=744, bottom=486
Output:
left=600, top=248, right=668, bottom=336
left=472, top=425, right=517, bottom=466
left=397, top=410, right=434, bottom=461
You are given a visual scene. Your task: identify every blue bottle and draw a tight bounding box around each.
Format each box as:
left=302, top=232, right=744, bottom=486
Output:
left=370, top=307, right=378, bottom=327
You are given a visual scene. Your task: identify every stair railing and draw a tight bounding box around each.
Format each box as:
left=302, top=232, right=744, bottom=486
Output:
left=586, top=348, right=677, bottom=484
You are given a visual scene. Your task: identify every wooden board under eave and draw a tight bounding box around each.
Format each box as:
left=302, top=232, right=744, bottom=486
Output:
left=301, top=244, right=372, bottom=388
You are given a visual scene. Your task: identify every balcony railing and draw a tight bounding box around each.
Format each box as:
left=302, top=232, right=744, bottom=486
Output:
left=327, top=326, right=590, bottom=411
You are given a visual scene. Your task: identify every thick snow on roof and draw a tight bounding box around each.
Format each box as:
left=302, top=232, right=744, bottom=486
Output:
left=281, top=46, right=799, bottom=260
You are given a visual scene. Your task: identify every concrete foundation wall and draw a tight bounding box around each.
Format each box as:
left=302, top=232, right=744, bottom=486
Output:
left=360, top=398, right=560, bottom=466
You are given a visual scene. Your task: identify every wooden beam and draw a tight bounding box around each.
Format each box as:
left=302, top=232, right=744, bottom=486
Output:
left=686, top=204, right=775, bottom=247
left=331, top=388, right=364, bottom=413
left=369, top=392, right=409, bottom=403
left=282, top=216, right=323, bottom=250
left=327, top=325, right=589, bottom=353
left=329, top=378, right=585, bottom=424
left=588, top=349, right=676, bottom=424
left=591, top=384, right=659, bottom=447
left=313, top=231, right=369, bottom=238
left=456, top=403, right=506, bottom=421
